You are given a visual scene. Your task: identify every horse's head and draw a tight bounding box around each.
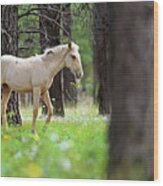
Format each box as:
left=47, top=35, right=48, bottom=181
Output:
left=65, top=42, right=84, bottom=79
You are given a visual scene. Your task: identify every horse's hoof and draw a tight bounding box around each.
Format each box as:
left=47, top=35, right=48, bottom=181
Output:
left=33, top=133, right=40, bottom=142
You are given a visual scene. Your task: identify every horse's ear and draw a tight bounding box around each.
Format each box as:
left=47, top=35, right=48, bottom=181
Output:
left=68, top=42, right=72, bottom=49
left=46, top=49, right=53, bottom=56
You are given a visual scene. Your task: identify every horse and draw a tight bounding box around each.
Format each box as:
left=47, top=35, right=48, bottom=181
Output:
left=1, top=42, right=84, bottom=134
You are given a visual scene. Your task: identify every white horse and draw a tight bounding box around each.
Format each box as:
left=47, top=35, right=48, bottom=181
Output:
left=1, top=42, right=84, bottom=134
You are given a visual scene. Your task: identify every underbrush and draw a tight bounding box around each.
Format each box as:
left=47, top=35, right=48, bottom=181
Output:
left=1, top=100, right=108, bottom=179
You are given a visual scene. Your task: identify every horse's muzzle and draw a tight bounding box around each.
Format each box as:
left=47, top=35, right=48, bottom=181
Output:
left=76, top=71, right=83, bottom=79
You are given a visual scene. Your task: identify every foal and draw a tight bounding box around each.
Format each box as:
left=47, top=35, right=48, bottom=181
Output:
left=1, top=42, right=83, bottom=134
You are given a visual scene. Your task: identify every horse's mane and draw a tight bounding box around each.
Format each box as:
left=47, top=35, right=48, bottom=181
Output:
left=44, top=44, right=68, bottom=56
left=43, top=42, right=79, bottom=56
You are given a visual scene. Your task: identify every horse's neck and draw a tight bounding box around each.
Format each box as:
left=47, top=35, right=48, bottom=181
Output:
left=45, top=49, right=66, bottom=78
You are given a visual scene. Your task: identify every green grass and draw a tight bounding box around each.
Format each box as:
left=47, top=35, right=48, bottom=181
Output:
left=1, top=99, right=108, bottom=179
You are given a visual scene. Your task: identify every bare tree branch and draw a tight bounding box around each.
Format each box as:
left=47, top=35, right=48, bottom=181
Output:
left=1, top=28, right=12, bottom=44
left=18, top=7, right=62, bottom=19
left=19, top=10, right=71, bottom=39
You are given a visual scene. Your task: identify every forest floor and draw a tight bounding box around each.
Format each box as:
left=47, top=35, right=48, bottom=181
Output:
left=1, top=96, right=108, bottom=179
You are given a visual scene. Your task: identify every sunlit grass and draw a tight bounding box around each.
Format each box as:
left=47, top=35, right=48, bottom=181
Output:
left=1, top=99, right=108, bottom=179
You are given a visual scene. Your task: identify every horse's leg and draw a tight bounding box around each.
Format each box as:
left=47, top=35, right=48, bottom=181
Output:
left=41, top=90, right=53, bottom=131
left=32, top=87, right=40, bottom=134
left=1, top=85, right=11, bottom=129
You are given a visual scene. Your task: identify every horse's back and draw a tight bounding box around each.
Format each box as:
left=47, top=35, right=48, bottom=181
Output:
left=1, top=55, right=17, bottom=68
left=1, top=55, right=13, bottom=84
left=1, top=54, right=40, bottom=91
left=1, top=55, right=22, bottom=86
left=1, top=54, right=17, bottom=61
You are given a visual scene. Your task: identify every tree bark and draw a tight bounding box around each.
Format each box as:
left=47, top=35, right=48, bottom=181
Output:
left=1, top=5, right=22, bottom=125
left=62, top=4, right=77, bottom=105
left=106, top=2, right=154, bottom=180
left=93, top=4, right=111, bottom=115
left=39, top=4, right=64, bottom=116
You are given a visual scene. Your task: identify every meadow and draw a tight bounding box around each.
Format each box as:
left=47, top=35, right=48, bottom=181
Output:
left=1, top=97, right=108, bottom=179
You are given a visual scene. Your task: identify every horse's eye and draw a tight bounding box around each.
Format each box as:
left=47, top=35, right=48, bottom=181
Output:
left=71, top=55, right=76, bottom=60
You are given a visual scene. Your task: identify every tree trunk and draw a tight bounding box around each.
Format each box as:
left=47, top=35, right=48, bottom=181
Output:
left=62, top=4, right=77, bottom=105
left=106, top=2, right=154, bottom=180
left=1, top=5, right=22, bottom=125
left=93, top=4, right=111, bottom=115
left=39, top=4, right=64, bottom=116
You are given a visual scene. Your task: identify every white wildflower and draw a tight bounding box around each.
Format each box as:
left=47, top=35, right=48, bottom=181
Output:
left=49, top=133, right=59, bottom=142
left=60, top=159, right=71, bottom=171
left=14, top=151, right=22, bottom=159
left=30, top=145, right=38, bottom=160
left=59, top=140, right=73, bottom=151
